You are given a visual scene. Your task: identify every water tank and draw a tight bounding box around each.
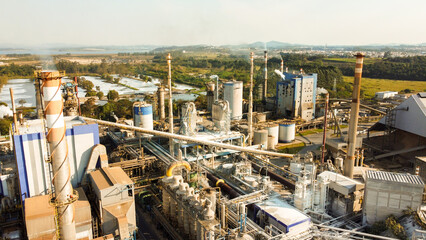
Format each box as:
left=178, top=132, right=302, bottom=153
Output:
left=133, top=102, right=153, bottom=135
left=266, top=124, right=279, bottom=146
left=253, top=129, right=268, bottom=149
left=223, top=81, right=243, bottom=120
left=279, top=122, right=295, bottom=143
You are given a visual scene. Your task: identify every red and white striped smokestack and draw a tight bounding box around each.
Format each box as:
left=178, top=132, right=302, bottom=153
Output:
left=37, top=70, right=77, bottom=239
left=280, top=59, right=284, bottom=73
left=344, top=53, right=365, bottom=178
left=263, top=50, right=268, bottom=101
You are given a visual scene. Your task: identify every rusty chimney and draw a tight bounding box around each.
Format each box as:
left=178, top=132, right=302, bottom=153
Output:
left=344, top=53, right=365, bottom=178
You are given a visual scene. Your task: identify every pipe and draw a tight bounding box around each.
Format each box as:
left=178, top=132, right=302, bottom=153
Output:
left=9, top=88, right=18, bottom=134
left=251, top=163, right=295, bottom=190
left=344, top=53, right=365, bottom=178
left=167, top=53, right=174, bottom=156
left=248, top=52, right=254, bottom=146
left=166, top=160, right=191, bottom=177
left=38, top=70, right=77, bottom=240
left=263, top=50, right=268, bottom=102
left=206, top=172, right=240, bottom=199
left=82, top=144, right=108, bottom=184
left=321, top=93, right=329, bottom=164
left=81, top=117, right=293, bottom=158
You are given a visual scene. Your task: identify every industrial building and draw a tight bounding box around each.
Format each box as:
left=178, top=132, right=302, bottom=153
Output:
left=276, top=71, right=317, bottom=121
left=375, top=91, right=398, bottom=100
left=2, top=53, right=425, bottom=240
left=363, top=170, right=424, bottom=225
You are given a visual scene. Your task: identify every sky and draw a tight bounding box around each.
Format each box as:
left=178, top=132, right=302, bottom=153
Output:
left=1, top=0, right=426, bottom=47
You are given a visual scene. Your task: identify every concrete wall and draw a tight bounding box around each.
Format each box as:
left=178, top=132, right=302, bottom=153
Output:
left=363, top=178, right=424, bottom=224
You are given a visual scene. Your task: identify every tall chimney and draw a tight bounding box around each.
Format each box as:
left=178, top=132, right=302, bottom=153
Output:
left=248, top=52, right=254, bottom=146
left=263, top=51, right=268, bottom=101
left=280, top=59, right=284, bottom=73
left=167, top=53, right=174, bottom=156
left=35, top=78, right=44, bottom=119
left=37, top=70, right=77, bottom=239
left=9, top=88, right=19, bottom=134
left=158, top=85, right=165, bottom=120
left=321, top=93, right=329, bottom=164
left=344, top=53, right=365, bottom=178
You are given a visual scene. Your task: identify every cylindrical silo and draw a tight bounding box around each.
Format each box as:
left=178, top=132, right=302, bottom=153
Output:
left=266, top=124, right=279, bottom=146
left=279, top=122, right=295, bottom=143
left=253, top=129, right=268, bottom=149
left=223, top=81, right=243, bottom=120
left=133, top=102, right=153, bottom=135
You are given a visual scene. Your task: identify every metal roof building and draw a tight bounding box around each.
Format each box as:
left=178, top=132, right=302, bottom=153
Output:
left=378, top=92, right=426, bottom=138
left=363, top=170, right=424, bottom=225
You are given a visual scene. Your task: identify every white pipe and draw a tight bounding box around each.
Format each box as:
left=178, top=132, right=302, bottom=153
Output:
left=81, top=117, right=293, bottom=158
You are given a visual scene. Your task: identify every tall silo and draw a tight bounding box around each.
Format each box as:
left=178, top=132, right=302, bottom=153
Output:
left=223, top=81, right=243, bottom=120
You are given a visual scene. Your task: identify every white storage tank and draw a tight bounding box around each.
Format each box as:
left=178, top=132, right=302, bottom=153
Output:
left=253, top=129, right=268, bottom=149
left=266, top=124, right=279, bottom=147
left=223, top=81, right=243, bottom=120
left=133, top=102, right=154, bottom=133
left=279, top=122, right=295, bottom=143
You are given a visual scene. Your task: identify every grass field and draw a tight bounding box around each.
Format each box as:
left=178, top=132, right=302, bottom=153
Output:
left=343, top=76, right=426, bottom=98
left=324, top=58, right=380, bottom=64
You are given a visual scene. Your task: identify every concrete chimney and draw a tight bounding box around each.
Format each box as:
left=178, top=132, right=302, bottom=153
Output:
left=344, top=53, right=365, bottom=178
left=37, top=70, right=77, bottom=240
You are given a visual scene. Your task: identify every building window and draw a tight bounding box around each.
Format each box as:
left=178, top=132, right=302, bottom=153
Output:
left=127, top=185, right=133, bottom=197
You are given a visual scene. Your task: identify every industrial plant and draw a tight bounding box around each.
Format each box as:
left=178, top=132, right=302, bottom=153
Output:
left=0, top=50, right=425, bottom=240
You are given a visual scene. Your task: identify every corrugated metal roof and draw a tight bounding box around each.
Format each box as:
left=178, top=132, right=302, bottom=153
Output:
left=366, top=170, right=424, bottom=185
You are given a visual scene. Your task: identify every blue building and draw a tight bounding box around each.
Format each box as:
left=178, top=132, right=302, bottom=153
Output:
left=276, top=72, right=317, bottom=121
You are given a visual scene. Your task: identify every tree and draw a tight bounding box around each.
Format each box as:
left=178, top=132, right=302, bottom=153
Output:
left=19, top=99, right=26, bottom=107
left=107, top=90, right=119, bottom=101
left=96, top=91, right=104, bottom=99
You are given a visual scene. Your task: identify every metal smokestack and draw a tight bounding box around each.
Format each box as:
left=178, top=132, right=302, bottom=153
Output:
left=344, top=53, right=365, bottom=178
left=248, top=52, right=254, bottom=146
left=158, top=85, right=165, bottom=120
left=36, top=70, right=77, bottom=239
left=321, top=93, right=329, bottom=164
left=263, top=50, right=268, bottom=101
left=167, top=53, right=174, bottom=156
left=9, top=88, right=19, bottom=134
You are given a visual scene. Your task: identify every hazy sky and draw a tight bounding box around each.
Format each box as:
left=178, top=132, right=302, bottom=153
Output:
left=1, top=0, right=425, bottom=47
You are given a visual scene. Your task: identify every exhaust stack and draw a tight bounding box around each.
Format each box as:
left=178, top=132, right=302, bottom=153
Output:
left=36, top=70, right=77, bottom=239
left=167, top=53, right=174, bottom=156
left=248, top=52, right=254, bottom=146
left=344, top=53, right=365, bottom=178
left=158, top=85, right=165, bottom=120
left=263, top=50, right=268, bottom=101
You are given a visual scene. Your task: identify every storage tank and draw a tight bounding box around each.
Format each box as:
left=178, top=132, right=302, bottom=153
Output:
left=223, top=81, right=243, bottom=120
left=253, top=129, right=268, bottom=149
left=133, top=102, right=153, bottom=133
left=253, top=112, right=266, bottom=123
left=206, top=82, right=215, bottom=112
left=279, top=122, right=295, bottom=143
left=266, top=124, right=279, bottom=146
